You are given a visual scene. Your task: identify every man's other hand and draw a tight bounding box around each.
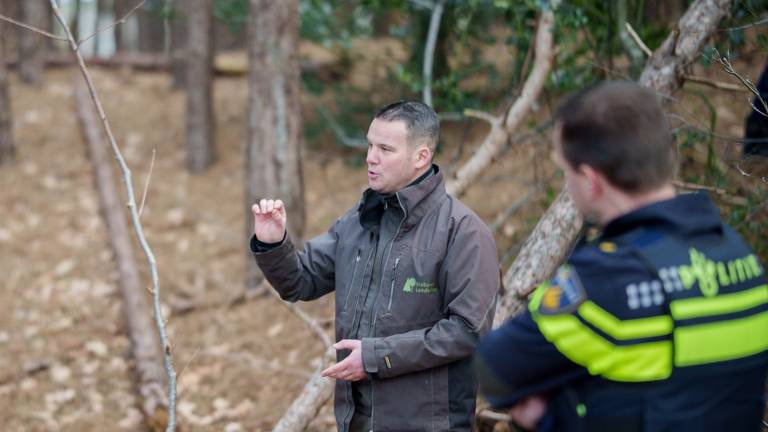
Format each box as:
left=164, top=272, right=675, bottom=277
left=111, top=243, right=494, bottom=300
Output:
left=252, top=199, right=287, bottom=244
left=321, top=339, right=366, bottom=381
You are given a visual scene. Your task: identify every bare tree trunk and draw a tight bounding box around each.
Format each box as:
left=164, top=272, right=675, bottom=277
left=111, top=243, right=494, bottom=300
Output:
left=245, top=0, right=305, bottom=288
left=0, top=18, right=15, bottom=165
left=73, top=80, right=169, bottom=429
left=185, top=0, right=215, bottom=173
left=169, top=0, right=186, bottom=88
left=272, top=353, right=336, bottom=432
left=138, top=0, right=164, bottom=53
left=18, top=0, right=48, bottom=85
left=113, top=0, right=130, bottom=53
left=494, top=0, right=735, bottom=324
left=94, top=0, right=110, bottom=56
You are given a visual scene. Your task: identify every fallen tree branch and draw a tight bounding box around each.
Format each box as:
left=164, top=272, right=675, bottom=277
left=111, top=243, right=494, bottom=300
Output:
left=272, top=347, right=336, bottom=432
left=446, top=8, right=555, bottom=197
left=495, top=0, right=736, bottom=324
left=52, top=0, right=178, bottom=428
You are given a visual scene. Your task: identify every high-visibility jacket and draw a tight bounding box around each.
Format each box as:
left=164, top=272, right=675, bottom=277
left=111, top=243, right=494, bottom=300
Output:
left=476, top=193, right=768, bottom=432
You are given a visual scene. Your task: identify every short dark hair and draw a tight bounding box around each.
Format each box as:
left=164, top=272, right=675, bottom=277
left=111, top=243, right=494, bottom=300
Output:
left=375, top=100, right=440, bottom=151
left=555, top=81, right=675, bottom=193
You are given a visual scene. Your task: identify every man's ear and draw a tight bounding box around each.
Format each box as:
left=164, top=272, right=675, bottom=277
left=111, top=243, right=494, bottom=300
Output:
left=414, top=145, right=432, bottom=170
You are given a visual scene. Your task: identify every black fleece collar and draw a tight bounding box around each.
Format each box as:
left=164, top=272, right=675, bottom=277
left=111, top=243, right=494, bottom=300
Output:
left=358, top=164, right=440, bottom=232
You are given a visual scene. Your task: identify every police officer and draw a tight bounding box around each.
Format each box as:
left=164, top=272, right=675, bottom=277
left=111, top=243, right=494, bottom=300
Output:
left=475, top=81, right=768, bottom=432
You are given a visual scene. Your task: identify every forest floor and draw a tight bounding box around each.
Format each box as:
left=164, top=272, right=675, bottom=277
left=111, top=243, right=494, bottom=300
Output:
left=0, top=47, right=765, bottom=431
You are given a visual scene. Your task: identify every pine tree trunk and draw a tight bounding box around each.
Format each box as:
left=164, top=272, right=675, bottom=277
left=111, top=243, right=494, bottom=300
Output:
left=185, top=0, right=215, bottom=173
left=170, top=1, right=187, bottom=89
left=113, top=0, right=130, bottom=53
left=0, top=18, right=15, bottom=165
left=138, top=0, right=164, bottom=53
left=245, top=0, right=305, bottom=288
left=18, top=0, right=48, bottom=85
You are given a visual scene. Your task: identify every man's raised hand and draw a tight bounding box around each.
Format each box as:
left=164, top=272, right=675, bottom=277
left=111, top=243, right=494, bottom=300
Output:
left=252, top=199, right=287, bottom=244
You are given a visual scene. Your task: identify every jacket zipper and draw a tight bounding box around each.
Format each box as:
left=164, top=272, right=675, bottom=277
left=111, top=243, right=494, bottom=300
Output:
left=371, top=194, right=406, bottom=331
left=387, top=257, right=401, bottom=312
left=342, top=248, right=361, bottom=310
left=371, top=193, right=406, bottom=432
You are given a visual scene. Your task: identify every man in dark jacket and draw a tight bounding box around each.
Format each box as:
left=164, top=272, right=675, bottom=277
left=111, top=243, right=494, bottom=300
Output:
left=476, top=82, right=768, bottom=432
left=251, top=101, right=500, bottom=432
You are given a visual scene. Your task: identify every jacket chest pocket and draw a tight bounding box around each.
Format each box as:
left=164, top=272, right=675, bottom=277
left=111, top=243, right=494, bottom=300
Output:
left=377, top=250, right=444, bottom=329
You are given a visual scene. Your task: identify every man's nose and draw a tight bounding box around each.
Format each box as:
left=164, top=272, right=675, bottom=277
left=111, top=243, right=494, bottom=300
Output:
left=366, top=149, right=377, bottom=165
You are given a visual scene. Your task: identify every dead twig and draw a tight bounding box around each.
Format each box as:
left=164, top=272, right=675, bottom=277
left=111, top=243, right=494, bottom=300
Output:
left=49, top=1, right=177, bottom=430
left=0, top=13, right=67, bottom=41
left=138, top=148, right=156, bottom=218
left=710, top=49, right=768, bottom=117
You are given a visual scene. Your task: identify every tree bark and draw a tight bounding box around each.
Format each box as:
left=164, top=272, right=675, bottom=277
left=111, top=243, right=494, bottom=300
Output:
left=185, top=0, right=215, bottom=172
left=494, top=0, right=736, bottom=324
left=169, top=0, right=186, bottom=88
left=18, top=0, right=48, bottom=85
left=113, top=0, right=131, bottom=53
left=138, top=0, right=164, bottom=53
left=272, top=352, right=335, bottom=432
left=73, top=79, right=169, bottom=428
left=0, top=18, right=15, bottom=165
left=94, top=0, right=111, bottom=56
left=245, top=0, right=305, bottom=288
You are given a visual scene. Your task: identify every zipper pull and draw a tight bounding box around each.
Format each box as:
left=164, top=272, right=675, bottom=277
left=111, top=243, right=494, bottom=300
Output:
left=355, top=249, right=361, bottom=262
left=393, top=257, right=400, bottom=270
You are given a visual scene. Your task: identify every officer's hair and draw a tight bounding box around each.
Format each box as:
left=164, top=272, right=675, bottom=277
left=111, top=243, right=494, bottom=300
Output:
left=555, top=81, right=676, bottom=193
left=375, top=100, right=440, bottom=152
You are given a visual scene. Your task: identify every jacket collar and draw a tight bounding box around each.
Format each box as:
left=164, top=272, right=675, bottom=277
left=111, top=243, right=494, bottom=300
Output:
left=601, top=192, right=723, bottom=239
left=358, top=164, right=446, bottom=232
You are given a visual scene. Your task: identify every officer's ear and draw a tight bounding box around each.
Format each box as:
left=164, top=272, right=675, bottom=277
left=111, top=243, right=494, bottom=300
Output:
left=578, top=164, right=604, bottom=198
left=413, top=144, right=432, bottom=170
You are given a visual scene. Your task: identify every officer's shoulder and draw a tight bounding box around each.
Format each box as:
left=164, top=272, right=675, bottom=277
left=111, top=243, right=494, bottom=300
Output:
left=532, top=242, right=650, bottom=317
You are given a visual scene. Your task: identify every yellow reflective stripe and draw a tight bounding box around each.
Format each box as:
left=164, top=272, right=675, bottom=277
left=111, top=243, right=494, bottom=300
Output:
left=534, top=313, right=672, bottom=382
left=578, top=301, right=673, bottom=340
left=674, top=309, right=768, bottom=366
left=529, top=281, right=548, bottom=313
left=670, top=284, right=768, bottom=320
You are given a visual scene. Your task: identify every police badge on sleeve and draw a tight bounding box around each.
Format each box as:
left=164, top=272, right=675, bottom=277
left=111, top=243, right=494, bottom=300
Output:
left=538, top=265, right=587, bottom=315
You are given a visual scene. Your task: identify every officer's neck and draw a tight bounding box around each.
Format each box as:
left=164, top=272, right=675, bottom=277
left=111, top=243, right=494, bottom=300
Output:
left=597, top=183, right=676, bottom=226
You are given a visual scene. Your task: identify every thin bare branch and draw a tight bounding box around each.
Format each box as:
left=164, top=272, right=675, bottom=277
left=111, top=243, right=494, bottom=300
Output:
left=266, top=286, right=332, bottom=349
left=422, top=0, right=446, bottom=107
left=78, top=0, right=146, bottom=47
left=719, top=16, right=768, bottom=31
left=49, top=1, right=177, bottom=430
left=139, top=148, right=156, bottom=218
left=625, top=22, right=653, bottom=57
left=683, top=74, right=750, bottom=92
left=463, top=109, right=501, bottom=126
left=0, top=13, right=67, bottom=41
left=710, top=49, right=768, bottom=117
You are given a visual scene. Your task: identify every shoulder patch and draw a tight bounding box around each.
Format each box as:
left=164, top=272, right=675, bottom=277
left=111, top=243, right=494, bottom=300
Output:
left=538, top=265, right=587, bottom=315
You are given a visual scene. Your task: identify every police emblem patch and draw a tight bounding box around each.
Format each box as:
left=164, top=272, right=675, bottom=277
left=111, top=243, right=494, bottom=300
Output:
left=538, top=265, right=587, bottom=315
